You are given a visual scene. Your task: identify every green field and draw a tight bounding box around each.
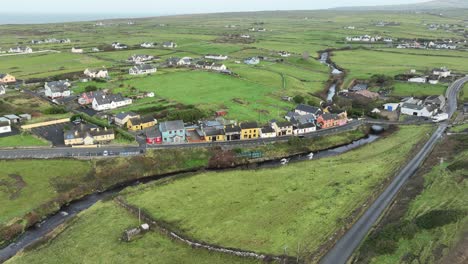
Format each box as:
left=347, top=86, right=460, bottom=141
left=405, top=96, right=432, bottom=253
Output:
left=0, top=134, right=49, bottom=148
left=7, top=201, right=257, bottom=264
left=0, top=159, right=92, bottom=224
left=462, top=83, right=468, bottom=101
left=123, top=125, right=432, bottom=257
left=392, top=82, right=447, bottom=97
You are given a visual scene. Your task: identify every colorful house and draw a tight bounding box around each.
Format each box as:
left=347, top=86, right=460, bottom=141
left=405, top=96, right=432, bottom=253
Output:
left=224, top=124, right=241, bottom=141
left=316, top=112, right=348, bottom=129
left=127, top=116, right=156, bottom=131
left=146, top=128, right=162, bottom=145
left=240, top=122, right=260, bottom=140
left=0, top=73, right=16, bottom=84
left=271, top=121, right=293, bottom=137
left=114, top=112, right=140, bottom=127
left=159, top=120, right=186, bottom=143
left=202, top=127, right=226, bottom=142
left=78, top=91, right=104, bottom=105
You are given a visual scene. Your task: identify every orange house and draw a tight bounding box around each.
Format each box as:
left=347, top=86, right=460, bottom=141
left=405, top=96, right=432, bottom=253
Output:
left=317, top=112, right=348, bottom=129
left=0, top=73, right=16, bottom=84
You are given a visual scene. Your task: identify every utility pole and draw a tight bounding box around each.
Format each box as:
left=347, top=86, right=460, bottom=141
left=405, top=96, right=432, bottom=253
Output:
left=138, top=208, right=141, bottom=225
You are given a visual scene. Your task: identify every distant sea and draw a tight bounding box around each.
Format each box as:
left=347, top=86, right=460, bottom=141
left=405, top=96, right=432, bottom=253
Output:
left=0, top=13, right=166, bottom=25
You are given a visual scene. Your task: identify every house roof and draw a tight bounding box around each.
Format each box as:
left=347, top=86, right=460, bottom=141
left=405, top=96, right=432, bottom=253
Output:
left=4, top=114, right=20, bottom=119
left=240, top=122, right=258, bottom=129
left=350, top=83, right=368, bottom=92
left=146, top=128, right=161, bottom=138
left=132, top=64, right=156, bottom=71
left=297, top=122, right=316, bottom=129
left=401, top=103, right=425, bottom=111
left=204, top=127, right=225, bottom=136
left=261, top=126, right=275, bottom=133
left=46, top=80, right=70, bottom=92
left=160, top=120, right=184, bottom=132
left=276, top=121, right=293, bottom=127
left=129, top=115, right=155, bottom=126
left=225, top=125, right=241, bottom=133
left=94, top=93, right=127, bottom=105
left=115, top=111, right=138, bottom=120
left=64, top=124, right=114, bottom=140
left=321, top=113, right=339, bottom=121
left=295, top=104, right=322, bottom=115
left=0, top=73, right=8, bottom=78
left=292, top=114, right=315, bottom=125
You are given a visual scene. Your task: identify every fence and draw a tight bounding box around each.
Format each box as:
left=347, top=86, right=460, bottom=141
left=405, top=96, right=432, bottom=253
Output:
left=21, top=118, right=70, bottom=130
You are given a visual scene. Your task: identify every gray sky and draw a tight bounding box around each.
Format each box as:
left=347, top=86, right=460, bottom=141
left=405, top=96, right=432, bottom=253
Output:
left=3, top=0, right=428, bottom=14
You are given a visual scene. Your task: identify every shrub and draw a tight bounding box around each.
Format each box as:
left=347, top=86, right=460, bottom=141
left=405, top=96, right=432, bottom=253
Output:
left=43, top=106, right=67, bottom=115
left=293, top=95, right=305, bottom=104
left=374, top=239, right=398, bottom=255
left=85, top=85, right=98, bottom=92
left=415, top=210, right=464, bottom=229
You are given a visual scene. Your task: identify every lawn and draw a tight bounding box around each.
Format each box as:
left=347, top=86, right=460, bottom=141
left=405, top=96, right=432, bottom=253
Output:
left=7, top=201, right=257, bottom=264
left=391, top=82, right=447, bottom=97
left=123, top=125, right=433, bottom=258
left=0, top=134, right=49, bottom=148
left=119, top=70, right=294, bottom=122
left=0, top=159, right=92, bottom=225
left=462, top=83, right=468, bottom=101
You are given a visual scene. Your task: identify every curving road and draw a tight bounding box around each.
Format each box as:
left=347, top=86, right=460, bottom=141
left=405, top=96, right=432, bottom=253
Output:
left=319, top=76, right=468, bottom=264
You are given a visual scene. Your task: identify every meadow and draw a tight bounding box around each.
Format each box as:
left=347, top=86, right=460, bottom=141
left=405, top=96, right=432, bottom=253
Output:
left=6, top=201, right=257, bottom=264
left=0, top=134, right=49, bottom=148
left=123, top=125, right=432, bottom=258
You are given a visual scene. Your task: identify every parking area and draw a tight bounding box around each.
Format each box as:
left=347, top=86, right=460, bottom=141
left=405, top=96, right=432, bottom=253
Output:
left=31, top=122, right=72, bottom=147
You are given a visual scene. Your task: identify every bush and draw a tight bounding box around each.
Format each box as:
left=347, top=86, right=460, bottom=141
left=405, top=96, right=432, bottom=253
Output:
left=415, top=210, right=464, bottom=229
left=44, top=106, right=67, bottom=115
left=293, top=95, right=305, bottom=104
left=167, top=108, right=207, bottom=123
left=85, top=85, right=98, bottom=92
left=374, top=239, right=398, bottom=255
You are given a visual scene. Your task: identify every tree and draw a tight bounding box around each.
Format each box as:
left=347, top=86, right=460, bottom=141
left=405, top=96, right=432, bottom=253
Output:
left=293, top=95, right=305, bottom=104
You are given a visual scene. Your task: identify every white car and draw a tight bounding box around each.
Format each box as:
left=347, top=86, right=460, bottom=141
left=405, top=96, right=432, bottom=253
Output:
left=103, top=150, right=109, bottom=156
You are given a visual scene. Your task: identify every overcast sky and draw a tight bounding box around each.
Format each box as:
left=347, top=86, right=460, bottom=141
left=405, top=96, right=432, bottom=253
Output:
left=3, top=0, right=428, bottom=14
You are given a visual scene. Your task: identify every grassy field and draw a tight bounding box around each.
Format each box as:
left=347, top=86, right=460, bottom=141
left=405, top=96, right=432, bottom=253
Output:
left=0, top=159, right=92, bottom=224
left=462, top=83, right=468, bottom=101
left=7, top=201, right=257, bottom=264
left=0, top=134, right=49, bottom=148
left=391, top=82, right=447, bottom=97
left=357, top=135, right=468, bottom=264
left=123, top=125, right=432, bottom=258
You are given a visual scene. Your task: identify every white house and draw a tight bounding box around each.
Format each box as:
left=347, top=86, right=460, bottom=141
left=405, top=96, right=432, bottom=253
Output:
left=383, top=103, right=399, bottom=111
left=71, top=47, right=84, bottom=53
left=244, top=57, right=260, bottom=65
left=260, top=126, right=276, bottom=138
left=9, top=46, right=32, bottom=53
left=162, top=42, right=177, bottom=48
left=92, top=93, right=132, bottom=111
left=112, top=42, right=127, bottom=49
left=211, top=64, right=227, bottom=71
left=0, top=85, right=5, bottom=95
left=205, top=54, right=228, bottom=60
left=140, top=42, right=155, bottom=48
left=240, top=34, right=251, bottom=38
left=408, top=76, right=427, bottom=83
left=44, top=80, right=71, bottom=99
left=84, top=68, right=109, bottom=79
left=0, top=118, right=11, bottom=134
left=428, top=77, right=439, bottom=85
left=128, top=54, right=154, bottom=64
left=432, top=68, right=451, bottom=78
left=129, top=65, right=157, bottom=75
left=278, top=51, right=291, bottom=57
left=400, top=103, right=435, bottom=117
left=293, top=123, right=316, bottom=135
left=177, top=57, right=192, bottom=66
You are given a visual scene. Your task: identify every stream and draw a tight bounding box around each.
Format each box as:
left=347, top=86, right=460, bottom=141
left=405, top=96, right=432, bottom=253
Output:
left=319, top=51, right=342, bottom=102
left=0, top=134, right=379, bottom=263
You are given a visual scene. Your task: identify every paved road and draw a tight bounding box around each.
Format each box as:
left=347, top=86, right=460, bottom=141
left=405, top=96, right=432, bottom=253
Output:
left=0, top=120, right=364, bottom=159
left=319, top=76, right=468, bottom=264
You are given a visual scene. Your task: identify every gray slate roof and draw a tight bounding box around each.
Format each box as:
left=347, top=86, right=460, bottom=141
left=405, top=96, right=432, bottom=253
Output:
left=160, top=120, right=184, bottom=132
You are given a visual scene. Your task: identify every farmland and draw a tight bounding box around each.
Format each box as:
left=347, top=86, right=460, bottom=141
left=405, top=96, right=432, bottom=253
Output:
left=0, top=134, right=49, bottom=148
left=123, top=125, right=432, bottom=258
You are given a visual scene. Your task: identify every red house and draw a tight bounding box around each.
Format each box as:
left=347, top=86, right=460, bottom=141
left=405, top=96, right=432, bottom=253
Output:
left=317, top=112, right=348, bottom=129
left=146, top=128, right=162, bottom=144
left=78, top=91, right=104, bottom=105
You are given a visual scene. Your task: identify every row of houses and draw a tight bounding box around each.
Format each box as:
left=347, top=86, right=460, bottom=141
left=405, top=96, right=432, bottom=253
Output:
left=397, top=41, right=458, bottom=50
left=345, top=35, right=393, bottom=43
left=407, top=68, right=451, bottom=84
left=0, top=114, right=32, bottom=134
left=64, top=124, right=115, bottom=146
left=31, top=38, right=70, bottom=44
left=8, top=46, right=33, bottom=53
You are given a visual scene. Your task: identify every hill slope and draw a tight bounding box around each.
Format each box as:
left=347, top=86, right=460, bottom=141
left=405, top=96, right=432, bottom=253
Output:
left=333, top=0, right=468, bottom=11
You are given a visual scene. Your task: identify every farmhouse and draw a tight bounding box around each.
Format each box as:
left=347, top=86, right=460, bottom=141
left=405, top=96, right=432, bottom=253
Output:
left=0, top=85, right=5, bottom=95
left=211, top=63, right=227, bottom=71
left=92, top=93, right=132, bottom=111
left=84, top=68, right=109, bottom=79
left=128, top=54, right=155, bottom=64
left=205, top=54, right=228, bottom=60
left=0, top=73, right=16, bottom=84
left=244, top=57, right=260, bottom=65
left=71, top=47, right=84, bottom=53
left=424, top=95, right=446, bottom=109
left=159, top=120, right=186, bottom=143
left=140, top=42, right=155, bottom=48
left=240, top=122, right=260, bottom=139
left=44, top=80, right=71, bottom=99
left=0, top=119, right=11, bottom=134
left=408, top=76, right=427, bottom=83
left=260, top=126, right=276, bottom=138
left=400, top=103, right=436, bottom=117
left=9, top=46, right=32, bottom=53
left=127, top=116, right=156, bottom=131
left=78, top=91, right=105, bottom=105
left=428, top=75, right=439, bottom=85
left=114, top=112, right=140, bottom=127
left=432, top=68, right=451, bottom=78
left=64, top=125, right=115, bottom=146
left=195, top=61, right=215, bottom=69
left=240, top=34, right=251, bottom=38
left=162, top=42, right=177, bottom=48
left=112, top=42, right=128, bottom=49
left=129, top=65, right=157, bottom=75
left=278, top=51, right=291, bottom=57
left=167, top=57, right=191, bottom=66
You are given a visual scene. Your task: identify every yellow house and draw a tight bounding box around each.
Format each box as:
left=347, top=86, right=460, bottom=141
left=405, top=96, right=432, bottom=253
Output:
left=64, top=125, right=115, bottom=146
left=127, top=116, right=156, bottom=131
left=0, top=73, right=16, bottom=84
left=240, top=122, right=260, bottom=140
left=203, top=127, right=226, bottom=142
